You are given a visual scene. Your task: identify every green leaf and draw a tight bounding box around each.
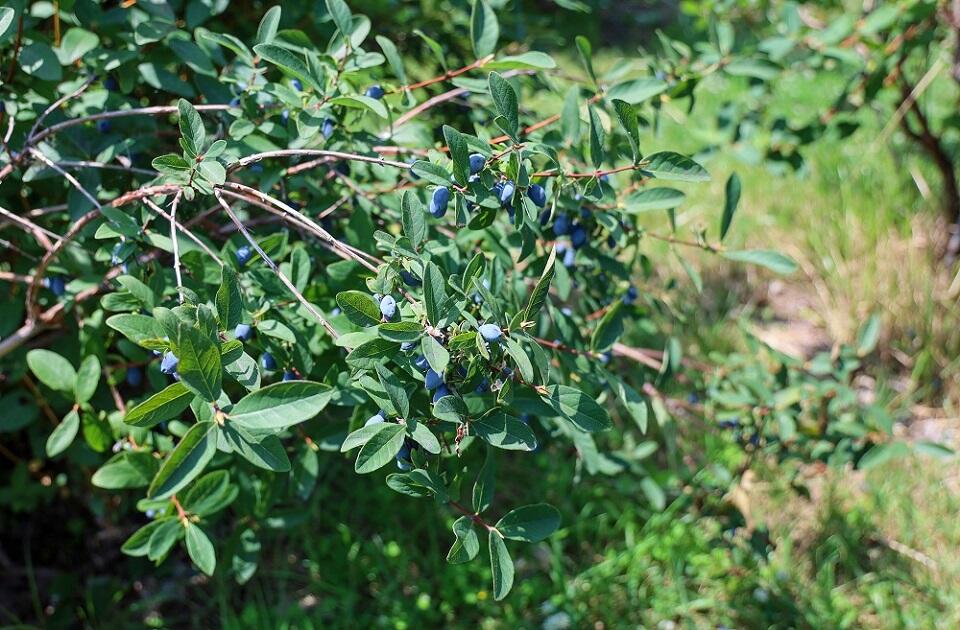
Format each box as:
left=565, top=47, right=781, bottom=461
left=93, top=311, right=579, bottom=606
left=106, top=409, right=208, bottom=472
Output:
left=543, top=385, right=612, bottom=432
left=720, top=173, right=741, bottom=241
left=336, top=290, right=382, bottom=327
left=522, top=248, right=555, bottom=323
left=588, top=106, right=605, bottom=168
left=378, top=321, right=423, bottom=342
left=488, top=72, right=518, bottom=138
left=376, top=364, right=410, bottom=419
left=376, top=35, right=407, bottom=84
left=489, top=532, right=514, bottom=601
left=470, top=0, right=499, bottom=59
left=185, top=524, right=216, bottom=576
left=122, top=520, right=167, bottom=557
left=46, top=409, right=80, bottom=457
left=325, top=0, right=353, bottom=38
left=92, top=451, right=159, bottom=489
left=330, top=94, right=388, bottom=119
left=486, top=52, right=556, bottom=70
left=447, top=516, right=480, bottom=564
left=496, top=503, right=560, bottom=542
left=856, top=314, right=881, bottom=357
left=561, top=86, right=581, bottom=143
left=125, top=382, right=195, bottom=428
left=255, top=6, right=281, bottom=44
left=472, top=409, right=537, bottom=451
left=181, top=470, right=234, bottom=515
left=591, top=300, right=624, bottom=352
left=409, top=422, right=441, bottom=454
left=472, top=448, right=495, bottom=513
left=116, top=275, right=157, bottom=310
left=19, top=42, right=62, bottom=81
left=253, top=44, right=322, bottom=92
left=222, top=423, right=291, bottom=471
left=27, top=349, right=77, bottom=394
left=721, top=250, right=798, bottom=274
left=74, top=355, right=101, bottom=404
left=607, top=78, right=668, bottom=104
left=175, top=325, right=222, bottom=402
left=0, top=8, right=15, bottom=40
left=347, top=338, right=401, bottom=368
left=858, top=441, right=911, bottom=470
left=503, top=337, right=534, bottom=382
left=421, top=335, right=450, bottom=375
left=610, top=375, right=649, bottom=433
left=623, top=188, right=685, bottom=213
left=642, top=152, right=710, bottom=182
left=216, top=266, right=242, bottom=330
left=148, top=421, right=217, bottom=499
left=229, top=381, right=334, bottom=430
left=410, top=160, right=453, bottom=187
left=58, top=28, right=99, bottom=64
left=177, top=99, right=205, bottom=155
left=443, top=125, right=470, bottom=186
left=612, top=99, right=641, bottom=163
left=422, top=261, right=447, bottom=325
left=401, top=191, right=427, bottom=248
left=152, top=154, right=191, bottom=175
left=355, top=423, right=405, bottom=473
left=575, top=35, right=596, bottom=87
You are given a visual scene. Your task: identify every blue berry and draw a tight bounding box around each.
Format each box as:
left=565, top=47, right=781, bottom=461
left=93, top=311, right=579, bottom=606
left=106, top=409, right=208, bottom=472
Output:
left=291, top=79, right=303, bottom=91
left=234, top=323, right=253, bottom=340
left=400, top=270, right=421, bottom=287
left=281, top=109, right=290, bottom=123
left=429, top=186, right=450, bottom=218
left=365, top=412, right=386, bottom=427
left=379, top=295, right=397, bottom=320
left=474, top=378, right=489, bottom=394
left=468, top=153, right=486, bottom=174
left=520, top=413, right=531, bottom=424
left=48, top=276, right=66, bottom=296
left=413, top=355, right=429, bottom=372
left=146, top=509, right=156, bottom=519
left=563, top=247, right=576, bottom=268
left=400, top=341, right=416, bottom=352
left=424, top=368, right=443, bottom=390
left=499, top=180, right=515, bottom=205
left=229, top=97, right=240, bottom=107
left=160, top=351, right=179, bottom=375
left=96, top=120, right=111, bottom=133
left=571, top=224, right=587, bottom=249
left=322, top=118, right=335, bottom=139
left=432, top=384, right=451, bottom=403
left=235, top=245, right=253, bottom=265
left=479, top=323, right=502, bottom=342
left=599, top=351, right=612, bottom=364
left=261, top=352, right=277, bottom=371
left=283, top=370, right=298, bottom=381
left=607, top=235, right=617, bottom=248
left=553, top=214, right=571, bottom=236
left=623, top=286, right=638, bottom=305
left=365, top=85, right=385, bottom=99
left=104, top=76, right=119, bottom=91
left=539, top=209, right=551, bottom=226
left=529, top=184, right=546, bottom=208
left=126, top=367, right=143, bottom=387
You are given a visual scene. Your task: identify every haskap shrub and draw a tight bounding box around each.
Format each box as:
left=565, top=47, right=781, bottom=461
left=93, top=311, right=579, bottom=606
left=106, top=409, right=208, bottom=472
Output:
left=0, top=0, right=823, bottom=599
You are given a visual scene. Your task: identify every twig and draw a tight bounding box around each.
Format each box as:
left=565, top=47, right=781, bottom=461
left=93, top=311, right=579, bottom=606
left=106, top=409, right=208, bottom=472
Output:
left=168, top=191, right=185, bottom=304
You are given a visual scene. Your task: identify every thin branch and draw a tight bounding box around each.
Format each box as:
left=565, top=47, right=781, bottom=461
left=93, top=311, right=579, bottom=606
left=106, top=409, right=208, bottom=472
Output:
left=140, top=198, right=223, bottom=265
left=29, top=104, right=231, bottom=145
left=228, top=149, right=411, bottom=174
left=168, top=191, right=185, bottom=304
left=0, top=205, right=58, bottom=249
left=213, top=190, right=340, bottom=340
left=26, top=74, right=98, bottom=143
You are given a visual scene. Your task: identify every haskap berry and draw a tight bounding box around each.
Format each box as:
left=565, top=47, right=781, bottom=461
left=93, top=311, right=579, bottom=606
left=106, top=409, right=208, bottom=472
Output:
left=499, top=180, right=515, bottom=205
left=160, top=351, right=179, bottom=375
left=400, top=270, right=421, bottom=287
left=322, top=118, right=336, bottom=139
left=379, top=295, right=398, bottom=320
left=47, top=276, right=66, bottom=296
left=126, top=366, right=143, bottom=387
left=432, top=384, right=451, bottom=403
left=96, top=120, right=111, bottom=133
left=553, top=213, right=571, bottom=236
left=365, top=412, right=386, bottom=426
left=424, top=368, right=443, bottom=390
left=468, top=153, right=486, bottom=175
left=529, top=184, right=546, bottom=208
left=623, top=285, right=638, bottom=305
left=571, top=224, right=587, bottom=249
left=364, top=85, right=385, bottom=99
left=260, top=352, right=277, bottom=371
left=234, top=323, right=253, bottom=340
left=413, top=355, right=429, bottom=372
left=429, top=186, right=450, bottom=218
left=291, top=79, right=302, bottom=91
left=479, top=323, right=502, bottom=342
left=235, top=245, right=253, bottom=265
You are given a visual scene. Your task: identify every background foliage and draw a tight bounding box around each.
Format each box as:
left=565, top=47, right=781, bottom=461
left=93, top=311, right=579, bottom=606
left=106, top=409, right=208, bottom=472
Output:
left=1, top=0, right=958, bottom=628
